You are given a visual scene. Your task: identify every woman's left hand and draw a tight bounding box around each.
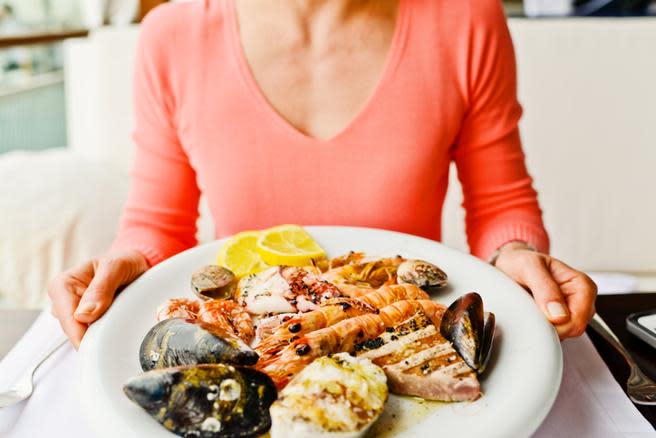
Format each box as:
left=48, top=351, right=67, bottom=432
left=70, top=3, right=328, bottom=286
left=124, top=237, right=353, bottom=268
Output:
left=493, top=242, right=598, bottom=340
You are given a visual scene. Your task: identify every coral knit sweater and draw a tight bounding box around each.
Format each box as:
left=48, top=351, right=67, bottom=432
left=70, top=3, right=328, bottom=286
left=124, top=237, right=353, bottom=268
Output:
left=112, top=0, right=549, bottom=267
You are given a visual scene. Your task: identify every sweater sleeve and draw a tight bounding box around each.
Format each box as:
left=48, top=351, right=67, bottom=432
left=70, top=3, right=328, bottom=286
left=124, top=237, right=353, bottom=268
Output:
left=111, top=7, right=200, bottom=266
left=452, top=0, right=549, bottom=260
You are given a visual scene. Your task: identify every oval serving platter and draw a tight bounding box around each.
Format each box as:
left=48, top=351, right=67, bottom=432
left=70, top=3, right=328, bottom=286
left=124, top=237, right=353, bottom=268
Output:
left=79, top=226, right=562, bottom=438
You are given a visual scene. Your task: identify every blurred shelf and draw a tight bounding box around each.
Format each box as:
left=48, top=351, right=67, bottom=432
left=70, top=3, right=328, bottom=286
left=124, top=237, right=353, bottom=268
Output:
left=0, top=29, right=88, bottom=49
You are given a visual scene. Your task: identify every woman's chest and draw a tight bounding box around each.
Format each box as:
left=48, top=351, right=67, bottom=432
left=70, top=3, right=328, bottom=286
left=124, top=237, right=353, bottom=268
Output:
left=232, top=1, right=401, bottom=141
left=178, top=75, right=461, bottom=233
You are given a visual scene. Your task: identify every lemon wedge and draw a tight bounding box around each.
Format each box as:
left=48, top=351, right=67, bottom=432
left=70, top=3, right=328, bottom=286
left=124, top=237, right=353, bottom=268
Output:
left=256, top=225, right=326, bottom=267
left=217, top=231, right=269, bottom=278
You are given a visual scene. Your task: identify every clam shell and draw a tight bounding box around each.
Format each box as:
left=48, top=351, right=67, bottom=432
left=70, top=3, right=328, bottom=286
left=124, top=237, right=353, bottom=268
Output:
left=124, top=364, right=276, bottom=438
left=139, top=318, right=258, bottom=371
left=397, top=259, right=447, bottom=290
left=191, top=265, right=236, bottom=300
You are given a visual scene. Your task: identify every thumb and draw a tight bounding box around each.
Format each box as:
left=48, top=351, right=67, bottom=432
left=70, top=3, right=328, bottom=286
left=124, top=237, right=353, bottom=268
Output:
left=73, top=257, right=134, bottom=323
left=520, top=256, right=571, bottom=326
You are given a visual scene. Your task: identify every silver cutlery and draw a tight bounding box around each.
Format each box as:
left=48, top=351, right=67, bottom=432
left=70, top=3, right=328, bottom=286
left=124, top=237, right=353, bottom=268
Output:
left=589, top=313, right=656, bottom=405
left=0, top=337, right=68, bottom=408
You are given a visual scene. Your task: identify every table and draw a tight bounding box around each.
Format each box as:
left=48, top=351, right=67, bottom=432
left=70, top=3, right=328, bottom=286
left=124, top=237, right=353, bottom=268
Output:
left=587, top=293, right=656, bottom=427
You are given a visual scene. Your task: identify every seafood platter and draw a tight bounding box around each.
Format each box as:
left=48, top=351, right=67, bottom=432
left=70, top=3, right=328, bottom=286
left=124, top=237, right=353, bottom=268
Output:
left=79, top=226, right=563, bottom=438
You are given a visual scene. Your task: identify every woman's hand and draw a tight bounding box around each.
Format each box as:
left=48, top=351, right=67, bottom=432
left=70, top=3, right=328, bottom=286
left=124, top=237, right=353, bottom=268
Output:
left=48, top=249, right=149, bottom=349
left=493, top=242, right=597, bottom=340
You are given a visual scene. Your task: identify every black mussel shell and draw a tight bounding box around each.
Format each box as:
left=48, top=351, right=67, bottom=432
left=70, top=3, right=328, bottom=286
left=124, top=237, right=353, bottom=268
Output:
left=124, top=364, right=277, bottom=438
left=478, top=312, right=495, bottom=374
left=440, top=292, right=495, bottom=373
left=191, top=265, right=236, bottom=300
left=140, top=318, right=258, bottom=371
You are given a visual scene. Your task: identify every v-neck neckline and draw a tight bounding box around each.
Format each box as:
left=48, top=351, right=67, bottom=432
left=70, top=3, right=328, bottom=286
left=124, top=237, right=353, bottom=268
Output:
left=223, top=0, right=409, bottom=145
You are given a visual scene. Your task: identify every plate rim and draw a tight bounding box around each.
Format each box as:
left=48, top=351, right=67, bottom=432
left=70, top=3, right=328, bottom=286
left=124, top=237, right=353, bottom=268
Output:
left=79, top=225, right=563, bottom=438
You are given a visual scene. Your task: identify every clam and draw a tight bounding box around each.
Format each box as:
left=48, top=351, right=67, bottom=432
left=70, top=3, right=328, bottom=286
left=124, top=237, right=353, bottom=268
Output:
left=439, top=292, right=495, bottom=374
left=397, top=259, right=448, bottom=290
left=124, top=364, right=277, bottom=438
left=191, top=265, right=236, bottom=300
left=140, top=318, right=258, bottom=371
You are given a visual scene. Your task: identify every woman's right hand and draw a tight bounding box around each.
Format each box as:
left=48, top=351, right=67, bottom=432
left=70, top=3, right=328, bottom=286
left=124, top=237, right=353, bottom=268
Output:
left=48, top=249, right=149, bottom=349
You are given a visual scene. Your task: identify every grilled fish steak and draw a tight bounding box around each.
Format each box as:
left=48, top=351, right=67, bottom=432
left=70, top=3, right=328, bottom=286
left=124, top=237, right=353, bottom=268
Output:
left=356, top=310, right=480, bottom=402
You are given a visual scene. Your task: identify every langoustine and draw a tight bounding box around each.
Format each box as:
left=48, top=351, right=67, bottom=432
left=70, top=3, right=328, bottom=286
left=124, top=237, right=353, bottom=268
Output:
left=254, top=284, right=429, bottom=360
left=256, top=299, right=445, bottom=389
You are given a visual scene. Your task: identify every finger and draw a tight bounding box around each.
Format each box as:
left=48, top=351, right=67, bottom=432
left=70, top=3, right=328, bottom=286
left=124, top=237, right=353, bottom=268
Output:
left=550, top=260, right=598, bottom=338
left=73, top=257, right=130, bottom=323
left=518, top=256, right=571, bottom=325
left=49, top=277, right=87, bottom=349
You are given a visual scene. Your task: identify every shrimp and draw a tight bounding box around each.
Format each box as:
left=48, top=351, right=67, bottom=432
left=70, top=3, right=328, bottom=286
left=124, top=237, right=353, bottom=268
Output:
left=357, top=283, right=429, bottom=309
left=258, top=299, right=443, bottom=388
left=255, top=284, right=428, bottom=357
left=256, top=313, right=297, bottom=341
left=156, top=298, right=200, bottom=321
left=198, top=299, right=255, bottom=344
left=255, top=299, right=375, bottom=360
left=321, top=255, right=404, bottom=297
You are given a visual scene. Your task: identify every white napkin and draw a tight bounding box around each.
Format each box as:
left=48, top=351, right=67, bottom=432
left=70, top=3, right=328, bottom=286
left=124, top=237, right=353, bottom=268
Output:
left=1, top=311, right=654, bottom=437
left=588, top=272, right=640, bottom=295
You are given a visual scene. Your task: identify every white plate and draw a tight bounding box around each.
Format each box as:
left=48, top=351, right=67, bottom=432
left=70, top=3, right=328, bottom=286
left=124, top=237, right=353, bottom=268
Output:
left=79, top=226, right=562, bottom=438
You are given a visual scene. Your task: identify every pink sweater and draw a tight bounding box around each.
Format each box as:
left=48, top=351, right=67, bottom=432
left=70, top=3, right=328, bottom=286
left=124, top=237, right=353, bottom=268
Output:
left=112, top=0, right=549, bottom=266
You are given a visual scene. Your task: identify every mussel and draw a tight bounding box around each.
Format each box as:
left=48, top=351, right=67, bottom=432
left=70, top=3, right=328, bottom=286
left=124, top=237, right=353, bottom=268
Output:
left=397, top=259, right=448, bottom=290
left=191, top=265, right=236, bottom=300
left=140, top=318, right=258, bottom=371
left=440, top=292, right=495, bottom=374
left=124, top=364, right=277, bottom=438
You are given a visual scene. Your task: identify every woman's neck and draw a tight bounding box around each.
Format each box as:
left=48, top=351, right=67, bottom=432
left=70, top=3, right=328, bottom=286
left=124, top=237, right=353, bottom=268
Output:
left=236, top=0, right=397, bottom=46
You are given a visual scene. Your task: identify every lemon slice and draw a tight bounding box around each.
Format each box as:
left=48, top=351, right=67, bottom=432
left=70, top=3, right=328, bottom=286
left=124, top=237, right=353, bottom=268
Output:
left=217, top=231, right=269, bottom=277
left=256, top=225, right=326, bottom=267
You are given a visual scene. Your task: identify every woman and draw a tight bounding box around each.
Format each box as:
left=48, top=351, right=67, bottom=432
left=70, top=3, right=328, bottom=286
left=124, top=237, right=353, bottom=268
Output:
left=49, top=0, right=596, bottom=348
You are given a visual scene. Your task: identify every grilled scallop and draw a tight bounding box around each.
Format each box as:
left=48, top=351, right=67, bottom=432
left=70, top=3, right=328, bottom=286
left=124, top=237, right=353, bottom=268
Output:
left=269, top=353, right=388, bottom=438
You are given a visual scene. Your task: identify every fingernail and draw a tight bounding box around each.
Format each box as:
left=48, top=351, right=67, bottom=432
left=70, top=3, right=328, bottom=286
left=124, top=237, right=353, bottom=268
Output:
left=75, top=302, right=97, bottom=316
left=547, top=301, right=568, bottom=318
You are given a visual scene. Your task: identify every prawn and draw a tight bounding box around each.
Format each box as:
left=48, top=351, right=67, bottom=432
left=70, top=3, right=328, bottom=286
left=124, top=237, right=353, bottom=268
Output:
left=357, top=283, right=429, bottom=308
left=255, top=283, right=428, bottom=356
left=156, top=298, right=200, bottom=321
left=255, top=299, right=374, bottom=360
left=257, top=299, right=444, bottom=388
left=198, top=299, right=255, bottom=344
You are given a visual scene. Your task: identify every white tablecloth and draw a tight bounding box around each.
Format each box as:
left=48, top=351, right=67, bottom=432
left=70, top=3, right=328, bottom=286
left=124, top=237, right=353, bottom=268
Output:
left=1, top=311, right=654, bottom=438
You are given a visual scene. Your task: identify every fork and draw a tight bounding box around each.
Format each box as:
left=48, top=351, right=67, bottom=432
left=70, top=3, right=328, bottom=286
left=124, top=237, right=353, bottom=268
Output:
left=589, top=313, right=656, bottom=405
left=0, top=337, right=68, bottom=408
